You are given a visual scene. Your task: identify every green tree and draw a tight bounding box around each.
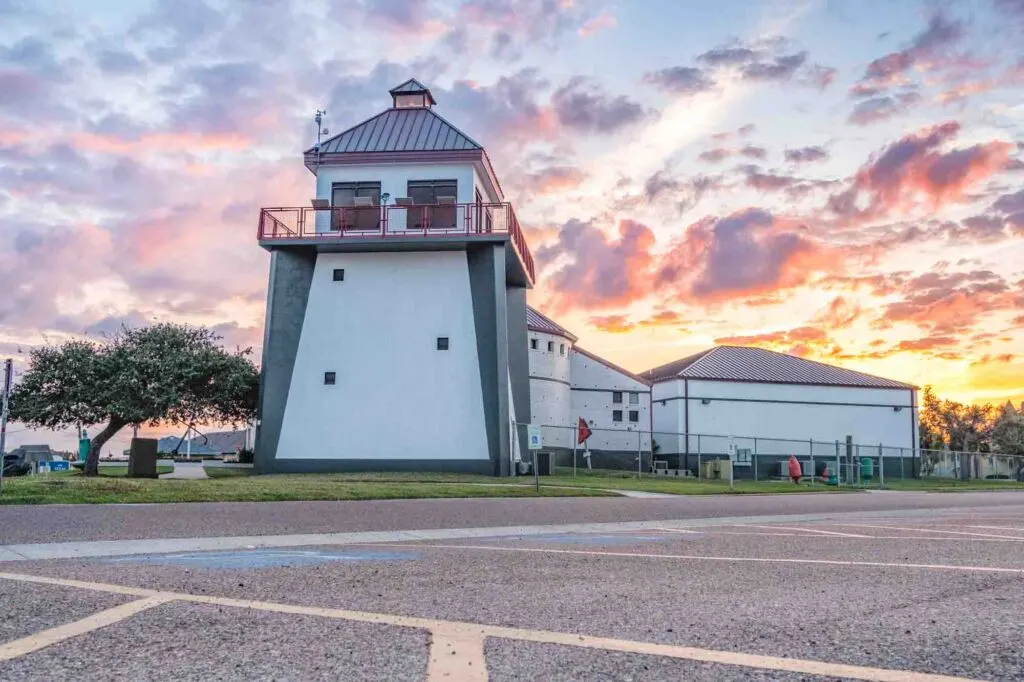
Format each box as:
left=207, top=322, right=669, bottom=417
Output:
left=9, top=324, right=258, bottom=476
left=991, top=402, right=1024, bottom=456
left=919, top=385, right=994, bottom=452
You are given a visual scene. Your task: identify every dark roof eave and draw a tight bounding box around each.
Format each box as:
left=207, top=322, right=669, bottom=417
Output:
left=304, top=148, right=485, bottom=173
left=651, top=375, right=918, bottom=391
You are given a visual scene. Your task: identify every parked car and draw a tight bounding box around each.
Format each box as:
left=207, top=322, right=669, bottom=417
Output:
left=2, top=453, right=31, bottom=477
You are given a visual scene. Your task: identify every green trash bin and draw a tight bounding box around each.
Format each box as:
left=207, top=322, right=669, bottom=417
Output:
left=78, top=437, right=90, bottom=462
left=860, top=457, right=873, bottom=481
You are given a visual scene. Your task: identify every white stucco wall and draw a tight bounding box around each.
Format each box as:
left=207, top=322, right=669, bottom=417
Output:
left=570, top=350, right=651, bottom=452
left=528, top=330, right=573, bottom=448
left=275, top=250, right=489, bottom=461
left=652, top=378, right=916, bottom=455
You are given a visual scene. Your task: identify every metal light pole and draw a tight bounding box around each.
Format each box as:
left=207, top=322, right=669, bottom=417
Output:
left=0, top=359, right=13, bottom=491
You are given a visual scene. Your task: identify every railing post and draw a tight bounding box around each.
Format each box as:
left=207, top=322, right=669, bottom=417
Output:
left=572, top=423, right=578, bottom=478
left=878, top=443, right=884, bottom=488
left=809, top=439, right=814, bottom=488
left=697, top=434, right=702, bottom=479
left=753, top=437, right=758, bottom=482
left=835, top=440, right=841, bottom=487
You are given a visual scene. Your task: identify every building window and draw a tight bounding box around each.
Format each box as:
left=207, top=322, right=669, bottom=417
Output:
left=331, top=182, right=381, bottom=231
left=612, top=410, right=623, bottom=422
left=408, top=180, right=457, bottom=229
left=394, top=94, right=427, bottom=108
left=530, top=338, right=538, bottom=350
left=436, top=337, right=449, bottom=351
left=547, top=341, right=554, bottom=352
left=629, top=392, right=639, bottom=405
left=332, top=268, right=345, bottom=282
left=324, top=372, right=336, bottom=385
left=559, top=344, right=565, bottom=356
left=612, top=391, right=623, bottom=404
left=629, top=410, right=639, bottom=423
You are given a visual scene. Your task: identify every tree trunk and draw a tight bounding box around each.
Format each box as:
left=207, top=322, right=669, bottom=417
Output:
left=83, top=417, right=127, bottom=476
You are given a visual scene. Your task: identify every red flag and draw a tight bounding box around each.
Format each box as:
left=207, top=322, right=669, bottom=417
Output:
left=577, top=417, right=592, bottom=444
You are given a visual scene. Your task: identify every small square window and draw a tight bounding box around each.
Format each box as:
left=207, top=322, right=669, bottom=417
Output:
left=437, top=337, right=449, bottom=351
left=530, top=338, right=538, bottom=350
left=612, top=410, right=623, bottom=422
left=629, top=392, right=639, bottom=405
left=324, top=371, right=336, bottom=385
left=559, top=344, right=565, bottom=356
left=612, top=391, right=623, bottom=404
left=332, top=268, right=345, bottom=282
left=547, top=341, right=554, bottom=352
left=629, top=410, right=640, bottom=423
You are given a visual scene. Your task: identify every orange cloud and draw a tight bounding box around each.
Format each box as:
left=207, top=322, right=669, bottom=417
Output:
left=590, top=315, right=634, bottom=333
left=829, top=122, right=1013, bottom=221
left=579, top=12, right=616, bottom=37
left=72, top=131, right=252, bottom=155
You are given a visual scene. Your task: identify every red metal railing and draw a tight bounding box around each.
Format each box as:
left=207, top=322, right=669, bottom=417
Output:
left=258, top=202, right=535, bottom=282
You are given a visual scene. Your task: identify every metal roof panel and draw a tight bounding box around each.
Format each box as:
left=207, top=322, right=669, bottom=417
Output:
left=641, top=346, right=915, bottom=389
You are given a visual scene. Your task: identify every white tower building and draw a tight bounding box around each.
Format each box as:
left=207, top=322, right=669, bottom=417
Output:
left=255, top=80, right=534, bottom=476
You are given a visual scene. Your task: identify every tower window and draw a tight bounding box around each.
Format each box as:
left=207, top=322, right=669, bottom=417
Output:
left=547, top=341, right=554, bottom=352
left=436, top=337, right=449, bottom=351
left=332, top=268, right=345, bottom=282
left=324, top=372, right=336, bottom=385
left=559, top=344, right=565, bottom=356
left=612, top=391, right=623, bottom=404
left=530, top=339, right=538, bottom=350
left=629, top=410, right=640, bottom=423
left=629, top=392, right=639, bottom=405
left=612, top=410, right=623, bottom=422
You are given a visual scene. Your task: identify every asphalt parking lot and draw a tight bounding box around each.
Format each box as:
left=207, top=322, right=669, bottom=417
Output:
left=1, top=493, right=1023, bottom=680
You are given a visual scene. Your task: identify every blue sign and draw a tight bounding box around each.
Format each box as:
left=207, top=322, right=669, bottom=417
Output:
left=47, top=461, right=70, bottom=471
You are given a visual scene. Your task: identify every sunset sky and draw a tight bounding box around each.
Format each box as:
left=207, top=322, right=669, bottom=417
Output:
left=1, top=0, right=1022, bottom=451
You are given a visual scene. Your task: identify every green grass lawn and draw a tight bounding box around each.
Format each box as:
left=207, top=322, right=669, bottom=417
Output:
left=4, top=465, right=1020, bottom=505
left=0, top=470, right=613, bottom=505
left=206, top=469, right=842, bottom=495
left=880, top=478, right=1024, bottom=491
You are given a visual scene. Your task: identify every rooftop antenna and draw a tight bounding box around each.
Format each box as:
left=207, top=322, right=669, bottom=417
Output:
left=314, top=109, right=329, bottom=168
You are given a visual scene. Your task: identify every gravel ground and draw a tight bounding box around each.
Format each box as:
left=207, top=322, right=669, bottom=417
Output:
left=0, top=601, right=429, bottom=682
left=1, top=497, right=1022, bottom=680
left=0, top=581, right=130, bottom=642
left=485, top=640, right=845, bottom=681
left=2, top=491, right=1024, bottom=544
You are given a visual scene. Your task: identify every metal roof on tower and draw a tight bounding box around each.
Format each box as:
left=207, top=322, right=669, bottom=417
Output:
left=307, top=81, right=480, bottom=154
left=640, top=346, right=916, bottom=389
left=527, top=307, right=578, bottom=341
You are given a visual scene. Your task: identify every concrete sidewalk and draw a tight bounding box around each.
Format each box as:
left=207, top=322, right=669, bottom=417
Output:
left=158, top=461, right=208, bottom=480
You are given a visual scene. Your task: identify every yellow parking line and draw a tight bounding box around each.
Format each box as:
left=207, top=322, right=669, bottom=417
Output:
left=0, top=595, right=174, bottom=662
left=0, top=571, right=987, bottom=681
left=426, top=625, right=488, bottom=681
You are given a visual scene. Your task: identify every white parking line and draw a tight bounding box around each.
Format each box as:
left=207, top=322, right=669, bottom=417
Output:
left=380, top=544, right=1024, bottom=574
left=964, top=526, right=1024, bottom=533
left=0, top=571, right=984, bottom=682
left=835, top=524, right=1024, bottom=540
left=0, top=595, right=173, bottom=662
left=733, top=524, right=871, bottom=537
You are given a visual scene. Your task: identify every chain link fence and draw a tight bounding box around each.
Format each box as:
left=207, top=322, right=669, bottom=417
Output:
left=514, top=422, right=1024, bottom=485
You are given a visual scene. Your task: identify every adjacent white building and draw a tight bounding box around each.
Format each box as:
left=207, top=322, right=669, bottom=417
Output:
left=527, top=308, right=652, bottom=467
left=643, top=346, right=918, bottom=472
